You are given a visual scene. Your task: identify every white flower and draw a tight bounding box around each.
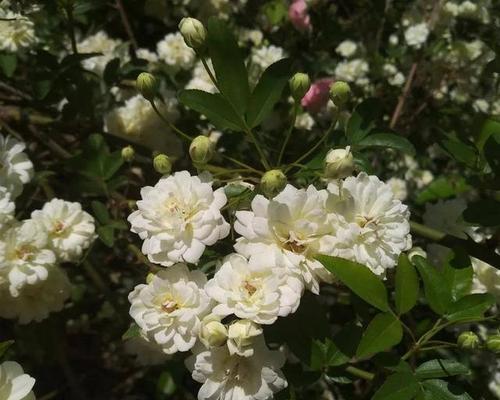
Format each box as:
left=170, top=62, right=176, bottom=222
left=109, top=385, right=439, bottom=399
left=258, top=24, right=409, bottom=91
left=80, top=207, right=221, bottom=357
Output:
left=0, top=265, right=70, bottom=324
left=444, top=2, right=460, bottom=16
left=239, top=29, right=263, bottom=46
left=387, top=177, right=408, bottom=201
left=0, top=361, right=36, bottom=400
left=136, top=48, right=158, bottom=63
left=459, top=1, right=477, bottom=15
left=186, top=60, right=217, bottom=93
left=0, top=220, right=56, bottom=297
left=325, top=146, right=354, bottom=179
left=124, top=330, right=171, bottom=366
left=334, top=59, right=369, bottom=85
left=0, top=11, right=36, bottom=52
left=104, top=93, right=182, bottom=154
left=471, top=258, right=500, bottom=301
left=77, top=31, right=125, bottom=75
left=0, top=134, right=34, bottom=198
left=0, top=187, right=15, bottom=234
left=205, top=253, right=303, bottom=324
left=30, top=198, right=96, bottom=263
left=227, top=319, right=263, bottom=357
left=294, top=112, right=315, bottom=130
left=128, top=171, right=230, bottom=266
left=404, top=23, right=430, bottom=49
left=423, top=198, right=472, bottom=239
left=186, top=336, right=287, bottom=400
left=490, top=365, right=500, bottom=399
left=234, top=185, right=335, bottom=294
left=157, top=32, right=195, bottom=69
left=473, top=99, right=490, bottom=113
left=389, top=34, right=399, bottom=46
left=325, top=173, right=412, bottom=276
left=389, top=72, right=405, bottom=86
left=335, top=40, right=357, bottom=58
left=250, top=45, right=286, bottom=80
left=128, top=263, right=211, bottom=354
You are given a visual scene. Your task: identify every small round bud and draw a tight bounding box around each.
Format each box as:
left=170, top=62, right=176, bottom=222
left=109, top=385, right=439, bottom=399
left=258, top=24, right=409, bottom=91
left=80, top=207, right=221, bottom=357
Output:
left=486, top=335, right=500, bottom=353
left=179, top=17, right=207, bottom=50
left=189, top=135, right=214, bottom=164
left=408, top=247, right=426, bottom=263
left=260, top=169, right=287, bottom=198
left=457, top=331, right=480, bottom=350
left=329, top=81, right=351, bottom=106
left=289, top=72, right=311, bottom=101
left=199, top=315, right=228, bottom=348
left=121, top=145, right=135, bottom=162
left=153, top=154, right=172, bottom=175
left=325, top=146, right=354, bottom=179
left=146, top=272, right=155, bottom=284
left=136, top=72, right=159, bottom=101
left=227, top=320, right=263, bottom=357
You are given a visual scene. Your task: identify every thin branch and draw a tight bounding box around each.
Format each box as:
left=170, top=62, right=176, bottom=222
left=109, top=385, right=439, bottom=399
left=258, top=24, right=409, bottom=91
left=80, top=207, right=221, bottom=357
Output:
left=115, top=0, right=138, bottom=52
left=389, top=62, right=418, bottom=129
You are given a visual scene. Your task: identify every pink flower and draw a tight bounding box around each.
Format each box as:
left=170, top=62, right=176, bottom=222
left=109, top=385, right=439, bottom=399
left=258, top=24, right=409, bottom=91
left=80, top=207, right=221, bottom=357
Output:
left=289, top=0, right=312, bottom=32
left=301, top=78, right=333, bottom=113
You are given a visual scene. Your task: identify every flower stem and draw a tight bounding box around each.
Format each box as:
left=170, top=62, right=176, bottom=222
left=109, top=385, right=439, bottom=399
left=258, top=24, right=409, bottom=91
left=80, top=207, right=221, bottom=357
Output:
left=345, top=366, right=375, bottom=381
left=277, top=103, right=298, bottom=166
left=150, top=100, right=193, bottom=142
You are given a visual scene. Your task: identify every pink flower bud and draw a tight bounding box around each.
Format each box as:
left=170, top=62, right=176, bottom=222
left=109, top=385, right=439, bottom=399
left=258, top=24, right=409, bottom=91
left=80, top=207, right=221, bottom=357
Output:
left=301, top=78, right=333, bottom=113
left=288, top=0, right=312, bottom=32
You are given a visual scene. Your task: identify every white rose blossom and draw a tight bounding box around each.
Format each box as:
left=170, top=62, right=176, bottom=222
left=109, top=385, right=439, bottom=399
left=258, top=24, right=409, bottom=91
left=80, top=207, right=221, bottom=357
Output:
left=335, top=40, right=357, bottom=58
left=0, top=134, right=34, bottom=198
left=0, top=11, right=36, bottom=52
left=234, top=185, right=334, bottom=293
left=128, top=171, right=230, bottom=267
left=404, top=23, right=430, bottom=49
left=31, top=198, right=96, bottom=263
left=128, top=263, right=212, bottom=354
left=0, top=361, right=36, bottom=400
left=227, top=319, right=263, bottom=357
left=334, top=59, right=369, bottom=86
left=0, top=186, right=15, bottom=234
left=157, top=32, right=196, bottom=69
left=387, top=177, right=408, bottom=201
left=77, top=31, right=125, bottom=75
left=205, top=253, right=303, bottom=325
left=186, top=336, right=287, bottom=400
left=325, top=173, right=412, bottom=276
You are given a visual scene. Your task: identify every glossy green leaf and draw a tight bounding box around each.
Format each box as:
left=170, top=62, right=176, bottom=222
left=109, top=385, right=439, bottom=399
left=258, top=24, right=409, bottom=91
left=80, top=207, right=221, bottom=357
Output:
left=463, top=199, right=500, bottom=227
left=415, top=359, right=470, bottom=380
left=356, top=313, right=403, bottom=358
left=357, top=133, right=416, bottom=156
left=446, top=293, right=495, bottom=322
left=317, top=255, right=389, bottom=312
left=246, top=58, right=292, bottom=128
left=441, top=138, right=478, bottom=169
left=346, top=98, right=382, bottom=143
left=422, top=379, right=473, bottom=399
left=372, top=372, right=420, bottom=400
left=476, top=118, right=500, bottom=152
left=91, top=200, right=111, bottom=225
left=442, top=249, right=472, bottom=302
left=395, top=254, right=419, bottom=314
left=178, top=89, right=244, bottom=131
left=207, top=18, right=250, bottom=113
left=414, top=256, right=451, bottom=315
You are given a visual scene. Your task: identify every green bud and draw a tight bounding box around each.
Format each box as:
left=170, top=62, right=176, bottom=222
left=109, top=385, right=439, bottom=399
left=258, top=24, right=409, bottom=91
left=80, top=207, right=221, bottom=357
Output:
left=324, top=146, right=354, bottom=179
left=289, top=72, right=311, bottom=101
left=146, top=272, right=155, bottom=284
left=189, top=135, right=214, bottom=164
left=153, top=154, right=172, bottom=175
left=457, top=331, right=480, bottom=350
left=121, top=145, right=135, bottom=162
left=329, top=81, right=351, bottom=106
left=179, top=17, right=207, bottom=50
left=486, top=335, right=500, bottom=353
left=260, top=169, right=287, bottom=198
left=136, top=72, right=159, bottom=101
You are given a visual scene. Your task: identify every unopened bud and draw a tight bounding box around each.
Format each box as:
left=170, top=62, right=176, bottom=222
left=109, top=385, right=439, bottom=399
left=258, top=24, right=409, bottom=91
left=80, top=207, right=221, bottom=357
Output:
left=260, top=169, right=287, bottom=198
left=121, top=145, right=135, bottom=162
left=146, top=272, right=155, bottom=284
left=189, top=135, right=214, bottom=164
left=179, top=17, right=207, bottom=50
left=329, top=81, right=351, bottom=106
left=408, top=247, right=426, bottom=263
left=153, top=154, right=172, bottom=175
left=199, top=315, right=227, bottom=348
left=457, top=331, right=480, bottom=350
left=325, top=146, right=354, bottom=179
left=486, top=335, right=500, bottom=353
left=227, top=319, right=262, bottom=357
left=289, top=72, right=311, bottom=101
left=136, top=72, right=159, bottom=101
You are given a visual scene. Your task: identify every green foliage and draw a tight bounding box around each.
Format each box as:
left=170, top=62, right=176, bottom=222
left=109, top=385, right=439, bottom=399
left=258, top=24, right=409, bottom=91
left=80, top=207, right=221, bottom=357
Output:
left=415, top=359, right=470, bottom=380
left=356, top=313, right=403, bottom=358
left=372, top=372, right=420, bottom=400
left=395, top=254, right=419, bottom=315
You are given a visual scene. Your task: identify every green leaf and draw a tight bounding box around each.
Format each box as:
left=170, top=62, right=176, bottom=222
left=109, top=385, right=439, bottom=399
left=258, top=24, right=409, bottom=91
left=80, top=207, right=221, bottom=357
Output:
left=446, top=293, right=495, bottom=322
left=0, top=340, right=14, bottom=358
left=91, top=201, right=111, bottom=225
left=415, top=359, right=470, bottom=380
left=395, top=254, right=419, bottom=314
left=356, top=313, right=403, bottom=358
left=346, top=98, right=382, bottom=143
left=415, top=176, right=469, bottom=205
left=317, top=255, right=389, bottom=312
left=246, top=58, right=292, bottom=128
left=414, top=256, right=451, bottom=315
left=122, top=323, right=141, bottom=340
left=372, top=372, right=420, bottom=400
left=97, top=225, right=115, bottom=247
left=357, top=133, right=416, bottom=156
left=463, top=199, right=500, bottom=227
left=476, top=118, right=500, bottom=152
left=178, top=89, right=244, bottom=131
left=207, top=18, right=250, bottom=113
left=442, top=249, right=472, bottom=302
left=0, top=53, right=17, bottom=77
left=156, top=371, right=177, bottom=397
left=441, top=138, right=478, bottom=169
left=484, top=131, right=500, bottom=174
left=422, top=379, right=473, bottom=399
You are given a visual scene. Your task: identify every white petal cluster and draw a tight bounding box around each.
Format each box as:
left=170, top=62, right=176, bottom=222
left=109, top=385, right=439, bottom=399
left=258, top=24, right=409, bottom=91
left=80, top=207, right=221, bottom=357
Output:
left=157, top=32, right=196, bottom=69
left=30, top=198, right=96, bottom=262
left=0, top=134, right=34, bottom=198
left=249, top=45, right=286, bottom=83
left=128, top=171, right=230, bottom=266
left=0, top=187, right=15, bottom=234
left=77, top=31, right=126, bottom=75
left=383, top=64, right=405, bottom=87
left=325, top=173, right=412, bottom=276
left=0, top=361, right=36, bottom=400
left=129, top=264, right=211, bottom=354
left=404, top=23, right=430, bottom=49
left=336, top=40, right=358, bottom=58
left=334, top=59, right=370, bottom=86
left=387, top=177, right=408, bottom=201
left=0, top=10, right=36, bottom=52
left=205, top=253, right=303, bottom=324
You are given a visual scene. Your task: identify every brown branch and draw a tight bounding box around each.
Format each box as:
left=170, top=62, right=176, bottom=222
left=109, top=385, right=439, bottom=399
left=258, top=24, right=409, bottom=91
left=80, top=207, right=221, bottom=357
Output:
left=389, top=62, right=418, bottom=130
left=115, top=0, right=138, bottom=52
